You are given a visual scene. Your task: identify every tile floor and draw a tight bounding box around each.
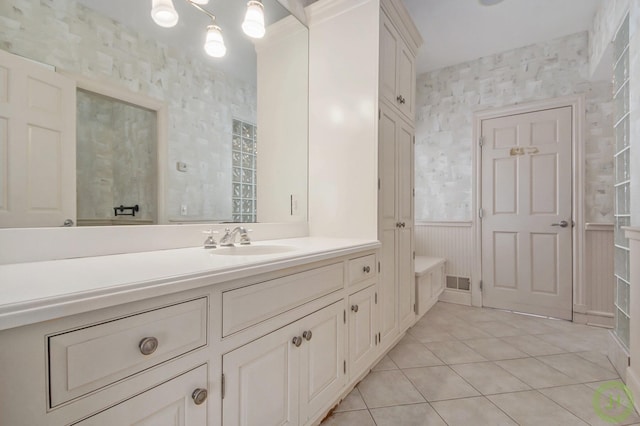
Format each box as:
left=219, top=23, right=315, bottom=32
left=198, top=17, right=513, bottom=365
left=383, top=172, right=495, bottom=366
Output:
left=322, top=302, right=640, bottom=426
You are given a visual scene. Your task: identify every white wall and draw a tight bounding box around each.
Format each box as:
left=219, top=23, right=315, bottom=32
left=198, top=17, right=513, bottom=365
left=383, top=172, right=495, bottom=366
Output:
left=307, top=0, right=380, bottom=239
left=256, top=17, right=309, bottom=223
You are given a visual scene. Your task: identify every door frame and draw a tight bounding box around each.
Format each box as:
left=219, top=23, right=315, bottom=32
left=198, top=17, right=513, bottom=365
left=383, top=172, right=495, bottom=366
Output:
left=471, top=96, right=585, bottom=320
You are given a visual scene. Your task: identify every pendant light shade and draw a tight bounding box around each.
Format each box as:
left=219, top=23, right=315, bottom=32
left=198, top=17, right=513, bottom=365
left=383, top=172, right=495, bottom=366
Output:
left=151, top=0, right=179, bottom=28
left=242, top=1, right=265, bottom=39
left=204, top=24, right=226, bottom=57
left=190, top=0, right=209, bottom=4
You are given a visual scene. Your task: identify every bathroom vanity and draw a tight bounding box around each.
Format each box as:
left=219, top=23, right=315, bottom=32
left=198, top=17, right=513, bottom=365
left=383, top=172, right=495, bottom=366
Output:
left=0, top=238, right=407, bottom=426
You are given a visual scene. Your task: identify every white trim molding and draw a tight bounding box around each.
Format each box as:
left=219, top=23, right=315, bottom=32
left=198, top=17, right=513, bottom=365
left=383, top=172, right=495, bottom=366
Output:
left=585, top=223, right=615, bottom=231
left=415, top=221, right=472, bottom=228
left=472, top=96, right=586, bottom=314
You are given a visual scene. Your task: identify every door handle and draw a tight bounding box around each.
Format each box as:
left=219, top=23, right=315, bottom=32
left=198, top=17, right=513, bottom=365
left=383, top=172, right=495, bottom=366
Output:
left=551, top=220, right=569, bottom=228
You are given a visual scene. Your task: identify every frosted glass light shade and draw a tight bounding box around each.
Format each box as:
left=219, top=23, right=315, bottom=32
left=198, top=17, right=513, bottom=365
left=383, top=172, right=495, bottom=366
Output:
left=190, top=0, right=209, bottom=4
left=242, top=1, right=265, bottom=39
left=151, top=0, right=179, bottom=27
left=205, top=25, right=226, bottom=57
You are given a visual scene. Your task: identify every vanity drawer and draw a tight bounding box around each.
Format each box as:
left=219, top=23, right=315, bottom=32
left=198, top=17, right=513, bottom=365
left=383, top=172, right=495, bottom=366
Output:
left=49, top=297, right=208, bottom=407
left=348, top=254, right=376, bottom=286
left=222, top=263, right=343, bottom=336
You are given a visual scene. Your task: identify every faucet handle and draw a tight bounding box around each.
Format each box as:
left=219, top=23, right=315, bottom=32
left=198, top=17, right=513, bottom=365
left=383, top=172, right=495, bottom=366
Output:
left=202, top=229, right=218, bottom=249
left=239, top=228, right=252, bottom=245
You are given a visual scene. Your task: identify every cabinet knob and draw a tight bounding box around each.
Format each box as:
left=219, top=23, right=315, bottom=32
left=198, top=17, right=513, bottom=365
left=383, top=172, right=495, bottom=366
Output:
left=303, top=330, right=313, bottom=341
left=292, top=336, right=303, bottom=347
left=363, top=266, right=371, bottom=273
left=351, top=305, right=359, bottom=313
left=139, top=337, right=159, bottom=356
left=192, top=388, right=208, bottom=405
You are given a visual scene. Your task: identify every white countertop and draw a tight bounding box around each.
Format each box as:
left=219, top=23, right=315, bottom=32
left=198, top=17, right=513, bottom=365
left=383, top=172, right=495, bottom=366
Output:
left=0, top=237, right=380, bottom=331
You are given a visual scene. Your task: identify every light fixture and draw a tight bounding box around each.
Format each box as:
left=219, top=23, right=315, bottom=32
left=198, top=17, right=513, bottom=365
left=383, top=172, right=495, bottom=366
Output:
left=151, top=0, right=267, bottom=58
left=151, top=0, right=179, bottom=28
left=204, top=24, right=226, bottom=57
left=242, top=0, right=266, bottom=39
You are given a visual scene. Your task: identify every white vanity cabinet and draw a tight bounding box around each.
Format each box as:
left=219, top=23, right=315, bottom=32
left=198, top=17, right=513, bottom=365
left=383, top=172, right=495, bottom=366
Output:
left=0, top=240, right=381, bottom=426
left=222, top=301, right=345, bottom=426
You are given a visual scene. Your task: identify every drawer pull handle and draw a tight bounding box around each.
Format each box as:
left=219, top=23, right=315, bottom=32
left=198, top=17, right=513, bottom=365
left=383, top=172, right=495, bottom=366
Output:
left=303, top=330, right=313, bottom=341
left=139, top=337, right=159, bottom=356
left=363, top=266, right=371, bottom=273
left=351, top=305, right=359, bottom=313
left=192, top=388, right=208, bottom=405
left=292, top=336, right=303, bottom=347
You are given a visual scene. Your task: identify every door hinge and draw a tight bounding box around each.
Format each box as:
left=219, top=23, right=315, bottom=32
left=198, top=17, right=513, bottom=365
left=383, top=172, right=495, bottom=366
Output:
left=378, top=261, right=381, bottom=273
left=375, top=292, right=378, bottom=304
left=413, top=251, right=416, bottom=260
left=479, top=136, right=484, bottom=147
left=378, top=108, right=381, bottom=120
left=413, top=188, right=415, bottom=197
left=378, top=178, right=381, bottom=190
left=375, top=333, right=378, bottom=345
left=221, top=373, right=226, bottom=399
left=378, top=332, right=381, bottom=343
left=478, top=208, right=484, bottom=219
left=343, top=309, right=346, bottom=324
left=413, top=136, right=416, bottom=145
left=479, top=280, right=483, bottom=291
left=413, top=303, right=416, bottom=313
left=343, top=360, right=346, bottom=374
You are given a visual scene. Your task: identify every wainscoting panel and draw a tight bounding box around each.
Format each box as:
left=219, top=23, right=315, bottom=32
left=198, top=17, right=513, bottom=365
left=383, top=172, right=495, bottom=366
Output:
left=414, top=223, right=473, bottom=279
left=581, top=226, right=615, bottom=327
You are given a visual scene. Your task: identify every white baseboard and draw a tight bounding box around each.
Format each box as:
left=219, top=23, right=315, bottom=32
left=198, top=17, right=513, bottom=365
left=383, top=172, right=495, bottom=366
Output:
left=438, top=289, right=471, bottom=306
left=608, top=331, right=630, bottom=380
left=627, top=367, right=640, bottom=415
left=573, top=311, right=614, bottom=328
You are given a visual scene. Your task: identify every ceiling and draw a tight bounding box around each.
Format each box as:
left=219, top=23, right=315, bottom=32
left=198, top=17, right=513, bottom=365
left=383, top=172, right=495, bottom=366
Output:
left=402, top=0, right=602, bottom=75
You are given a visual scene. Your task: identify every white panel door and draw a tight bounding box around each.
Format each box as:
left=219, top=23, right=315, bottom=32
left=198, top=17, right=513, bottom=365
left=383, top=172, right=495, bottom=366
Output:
left=77, top=365, right=208, bottom=426
left=481, top=106, right=573, bottom=320
left=0, top=49, right=75, bottom=228
left=299, top=301, right=345, bottom=424
left=223, top=322, right=299, bottom=426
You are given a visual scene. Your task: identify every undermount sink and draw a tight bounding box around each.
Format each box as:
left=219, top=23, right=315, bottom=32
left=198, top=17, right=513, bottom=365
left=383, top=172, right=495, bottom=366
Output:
left=211, top=244, right=297, bottom=256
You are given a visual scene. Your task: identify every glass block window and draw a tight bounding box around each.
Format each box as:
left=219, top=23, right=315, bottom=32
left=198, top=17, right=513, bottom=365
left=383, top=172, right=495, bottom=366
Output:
left=613, top=14, right=630, bottom=350
left=232, top=119, right=257, bottom=222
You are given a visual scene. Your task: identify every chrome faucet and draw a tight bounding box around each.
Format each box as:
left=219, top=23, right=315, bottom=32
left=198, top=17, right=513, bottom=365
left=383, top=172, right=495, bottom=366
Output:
left=219, top=226, right=251, bottom=246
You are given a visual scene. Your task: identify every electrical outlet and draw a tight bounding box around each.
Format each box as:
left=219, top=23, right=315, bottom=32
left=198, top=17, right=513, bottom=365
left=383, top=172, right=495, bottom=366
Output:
left=180, top=204, right=188, bottom=215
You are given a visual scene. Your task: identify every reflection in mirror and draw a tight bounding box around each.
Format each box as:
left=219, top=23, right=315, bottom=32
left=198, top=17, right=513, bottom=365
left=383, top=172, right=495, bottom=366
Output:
left=0, top=0, right=308, bottom=228
left=77, top=89, right=157, bottom=225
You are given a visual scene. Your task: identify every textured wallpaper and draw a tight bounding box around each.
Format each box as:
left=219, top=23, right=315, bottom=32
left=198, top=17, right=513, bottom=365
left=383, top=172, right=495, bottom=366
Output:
left=0, top=0, right=256, bottom=222
left=415, top=31, right=614, bottom=223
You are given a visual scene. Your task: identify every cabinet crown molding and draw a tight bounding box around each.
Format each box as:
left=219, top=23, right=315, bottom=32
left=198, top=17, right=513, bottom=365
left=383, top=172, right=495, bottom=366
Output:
left=380, top=0, right=423, bottom=54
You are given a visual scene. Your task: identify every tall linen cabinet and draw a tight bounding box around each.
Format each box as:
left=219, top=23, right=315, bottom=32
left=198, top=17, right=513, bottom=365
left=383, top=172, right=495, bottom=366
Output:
left=308, top=0, right=423, bottom=355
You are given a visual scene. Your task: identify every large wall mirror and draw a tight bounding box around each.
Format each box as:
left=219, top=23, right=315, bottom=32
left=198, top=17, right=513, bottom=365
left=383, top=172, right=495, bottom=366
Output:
left=0, top=0, right=308, bottom=228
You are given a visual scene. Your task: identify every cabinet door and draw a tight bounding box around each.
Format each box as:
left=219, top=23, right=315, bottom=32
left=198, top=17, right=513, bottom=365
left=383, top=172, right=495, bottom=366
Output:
left=379, top=11, right=399, bottom=106
left=299, top=301, right=346, bottom=424
left=77, top=365, right=208, bottom=426
left=348, top=285, right=378, bottom=380
left=223, top=323, right=299, bottom=426
left=396, top=43, right=415, bottom=120
left=398, top=227, right=415, bottom=329
left=379, top=228, right=398, bottom=343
